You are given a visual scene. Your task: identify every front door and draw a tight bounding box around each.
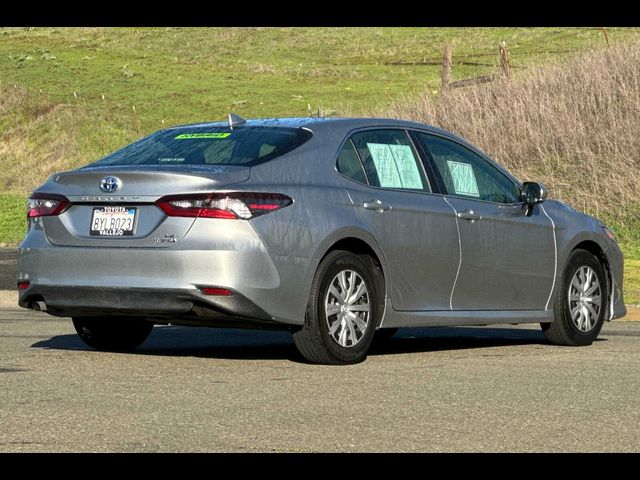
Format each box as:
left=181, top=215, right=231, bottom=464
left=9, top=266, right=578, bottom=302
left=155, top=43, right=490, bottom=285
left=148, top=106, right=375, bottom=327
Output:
left=413, top=132, right=555, bottom=311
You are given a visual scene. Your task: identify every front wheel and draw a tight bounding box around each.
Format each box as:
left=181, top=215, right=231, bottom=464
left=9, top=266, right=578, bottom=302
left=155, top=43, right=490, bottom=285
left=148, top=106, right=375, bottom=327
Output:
left=293, top=250, right=383, bottom=365
left=542, top=249, right=607, bottom=346
left=73, top=316, right=153, bottom=352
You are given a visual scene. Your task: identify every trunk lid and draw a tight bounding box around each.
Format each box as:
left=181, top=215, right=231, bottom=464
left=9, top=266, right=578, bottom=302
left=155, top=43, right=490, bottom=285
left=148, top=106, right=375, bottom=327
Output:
left=37, top=165, right=250, bottom=247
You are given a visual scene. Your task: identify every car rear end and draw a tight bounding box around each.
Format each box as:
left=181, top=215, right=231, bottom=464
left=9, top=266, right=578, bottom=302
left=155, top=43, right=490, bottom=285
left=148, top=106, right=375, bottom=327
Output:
left=17, top=123, right=315, bottom=328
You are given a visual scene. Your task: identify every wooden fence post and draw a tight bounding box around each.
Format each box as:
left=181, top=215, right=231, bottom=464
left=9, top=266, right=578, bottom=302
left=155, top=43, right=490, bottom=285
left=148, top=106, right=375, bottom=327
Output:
left=441, top=44, right=452, bottom=91
left=601, top=27, right=610, bottom=46
left=499, top=42, right=511, bottom=79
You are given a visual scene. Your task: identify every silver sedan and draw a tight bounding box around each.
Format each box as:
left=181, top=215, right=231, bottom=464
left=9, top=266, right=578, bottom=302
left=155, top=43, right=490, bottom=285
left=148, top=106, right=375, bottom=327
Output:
left=17, top=116, right=626, bottom=364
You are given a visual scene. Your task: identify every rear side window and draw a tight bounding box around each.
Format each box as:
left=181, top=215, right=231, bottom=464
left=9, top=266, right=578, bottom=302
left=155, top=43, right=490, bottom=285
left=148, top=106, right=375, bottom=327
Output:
left=336, top=140, right=367, bottom=184
left=349, top=129, right=430, bottom=192
left=90, top=127, right=313, bottom=167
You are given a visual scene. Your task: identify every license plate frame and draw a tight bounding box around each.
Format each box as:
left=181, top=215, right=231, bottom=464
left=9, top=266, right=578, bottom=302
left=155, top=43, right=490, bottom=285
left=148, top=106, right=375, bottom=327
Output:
left=89, top=206, right=137, bottom=237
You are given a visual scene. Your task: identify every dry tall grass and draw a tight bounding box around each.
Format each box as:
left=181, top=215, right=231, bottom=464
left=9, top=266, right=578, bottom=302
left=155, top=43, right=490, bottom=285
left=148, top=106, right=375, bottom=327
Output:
left=378, top=43, right=640, bottom=227
left=0, top=83, right=135, bottom=193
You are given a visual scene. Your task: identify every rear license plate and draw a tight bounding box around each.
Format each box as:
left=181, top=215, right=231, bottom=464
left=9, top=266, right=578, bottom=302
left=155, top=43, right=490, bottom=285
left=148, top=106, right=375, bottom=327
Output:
left=90, top=207, right=137, bottom=236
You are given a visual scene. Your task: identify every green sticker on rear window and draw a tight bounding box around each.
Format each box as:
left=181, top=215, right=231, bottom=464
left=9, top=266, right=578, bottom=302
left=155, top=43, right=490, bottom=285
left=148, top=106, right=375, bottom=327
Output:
left=174, top=133, right=232, bottom=139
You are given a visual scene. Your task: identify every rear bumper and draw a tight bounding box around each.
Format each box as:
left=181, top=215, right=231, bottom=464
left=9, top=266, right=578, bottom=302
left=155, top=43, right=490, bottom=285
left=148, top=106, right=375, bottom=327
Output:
left=18, top=284, right=285, bottom=328
left=17, top=225, right=315, bottom=326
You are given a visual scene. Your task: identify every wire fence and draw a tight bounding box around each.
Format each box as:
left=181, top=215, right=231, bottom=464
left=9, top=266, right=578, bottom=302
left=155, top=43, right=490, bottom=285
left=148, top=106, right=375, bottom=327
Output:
left=433, top=28, right=613, bottom=91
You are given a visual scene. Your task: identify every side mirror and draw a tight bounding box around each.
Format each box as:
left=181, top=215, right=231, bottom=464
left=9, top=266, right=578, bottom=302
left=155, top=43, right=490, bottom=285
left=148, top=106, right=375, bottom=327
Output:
left=521, top=182, right=548, bottom=205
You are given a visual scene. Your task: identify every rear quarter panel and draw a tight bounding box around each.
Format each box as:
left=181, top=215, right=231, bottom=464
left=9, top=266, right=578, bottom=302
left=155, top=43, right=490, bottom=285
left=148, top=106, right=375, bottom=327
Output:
left=242, top=133, right=391, bottom=323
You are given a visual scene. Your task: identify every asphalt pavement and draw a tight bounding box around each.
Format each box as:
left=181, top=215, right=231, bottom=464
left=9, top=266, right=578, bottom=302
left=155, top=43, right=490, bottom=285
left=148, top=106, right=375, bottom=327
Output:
left=1, top=306, right=639, bottom=452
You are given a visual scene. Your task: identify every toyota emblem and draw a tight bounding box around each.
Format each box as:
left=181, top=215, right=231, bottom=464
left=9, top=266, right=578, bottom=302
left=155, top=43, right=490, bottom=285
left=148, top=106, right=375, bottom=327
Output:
left=100, top=176, right=121, bottom=193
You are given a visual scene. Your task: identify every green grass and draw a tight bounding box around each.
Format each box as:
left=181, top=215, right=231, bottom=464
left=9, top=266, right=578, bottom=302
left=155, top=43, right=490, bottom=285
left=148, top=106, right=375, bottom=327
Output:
left=0, top=194, right=26, bottom=247
left=1, top=27, right=638, bottom=132
left=615, top=209, right=640, bottom=304
left=608, top=223, right=640, bottom=263
left=625, top=260, right=640, bottom=305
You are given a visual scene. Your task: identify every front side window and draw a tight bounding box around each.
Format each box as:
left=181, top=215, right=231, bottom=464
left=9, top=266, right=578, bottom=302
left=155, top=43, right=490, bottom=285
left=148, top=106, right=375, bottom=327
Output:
left=415, top=133, right=521, bottom=204
left=90, top=126, right=313, bottom=167
left=349, top=129, right=430, bottom=192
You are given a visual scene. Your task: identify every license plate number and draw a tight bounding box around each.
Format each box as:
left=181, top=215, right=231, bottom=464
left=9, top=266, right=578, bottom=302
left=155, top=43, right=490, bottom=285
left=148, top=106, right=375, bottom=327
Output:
left=90, top=207, right=137, bottom=236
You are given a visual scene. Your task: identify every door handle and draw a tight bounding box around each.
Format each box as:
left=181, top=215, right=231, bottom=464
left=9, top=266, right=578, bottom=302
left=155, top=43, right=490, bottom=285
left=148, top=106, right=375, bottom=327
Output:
left=363, top=199, right=391, bottom=212
left=457, top=209, right=481, bottom=222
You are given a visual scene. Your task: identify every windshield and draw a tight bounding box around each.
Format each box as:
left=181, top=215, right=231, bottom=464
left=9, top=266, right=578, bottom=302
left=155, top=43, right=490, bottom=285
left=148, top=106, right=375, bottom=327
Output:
left=90, top=126, right=312, bottom=167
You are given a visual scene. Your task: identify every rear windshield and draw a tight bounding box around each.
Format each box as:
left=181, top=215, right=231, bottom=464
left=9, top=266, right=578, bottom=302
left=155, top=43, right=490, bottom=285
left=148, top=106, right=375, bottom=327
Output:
left=90, top=126, right=312, bottom=167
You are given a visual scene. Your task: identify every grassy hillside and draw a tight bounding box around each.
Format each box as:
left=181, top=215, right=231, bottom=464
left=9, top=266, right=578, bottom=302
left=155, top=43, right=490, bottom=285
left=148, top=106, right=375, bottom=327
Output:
left=2, top=27, right=637, bottom=193
left=1, top=27, right=638, bottom=303
left=0, top=194, right=24, bottom=246
left=627, top=260, right=640, bottom=306
left=2, top=27, right=637, bottom=195
left=2, top=27, right=634, bottom=129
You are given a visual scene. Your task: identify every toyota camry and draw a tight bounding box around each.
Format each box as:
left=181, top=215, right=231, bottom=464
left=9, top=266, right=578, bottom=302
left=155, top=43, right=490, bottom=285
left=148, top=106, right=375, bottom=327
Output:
left=17, top=115, right=626, bottom=364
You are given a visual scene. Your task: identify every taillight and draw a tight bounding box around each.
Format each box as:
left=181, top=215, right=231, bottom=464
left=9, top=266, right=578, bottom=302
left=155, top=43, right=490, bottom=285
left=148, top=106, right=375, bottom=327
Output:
left=200, top=287, right=233, bottom=296
left=27, top=193, right=70, bottom=218
left=156, top=192, right=292, bottom=220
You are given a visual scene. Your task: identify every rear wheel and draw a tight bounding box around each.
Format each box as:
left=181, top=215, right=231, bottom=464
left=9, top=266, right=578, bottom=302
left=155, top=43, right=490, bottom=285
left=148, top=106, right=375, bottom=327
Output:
left=542, top=249, right=607, bottom=346
left=72, top=316, right=153, bottom=352
left=293, top=250, right=382, bottom=365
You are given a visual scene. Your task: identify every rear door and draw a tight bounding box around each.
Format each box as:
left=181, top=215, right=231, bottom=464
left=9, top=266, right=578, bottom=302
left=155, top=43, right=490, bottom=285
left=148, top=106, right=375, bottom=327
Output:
left=412, top=131, right=555, bottom=311
left=337, top=129, right=460, bottom=311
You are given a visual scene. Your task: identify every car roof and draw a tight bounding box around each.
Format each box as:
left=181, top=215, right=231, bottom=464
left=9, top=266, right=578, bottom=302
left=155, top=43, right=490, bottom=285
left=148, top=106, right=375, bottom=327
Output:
left=168, top=117, right=515, bottom=178
left=170, top=116, right=453, bottom=137
left=105, top=116, right=520, bottom=185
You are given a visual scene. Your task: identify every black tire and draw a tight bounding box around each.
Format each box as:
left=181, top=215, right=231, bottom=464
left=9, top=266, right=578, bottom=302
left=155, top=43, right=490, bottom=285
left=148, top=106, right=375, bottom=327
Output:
left=72, top=316, right=153, bottom=352
left=292, top=250, right=383, bottom=365
left=542, top=249, right=607, bottom=346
